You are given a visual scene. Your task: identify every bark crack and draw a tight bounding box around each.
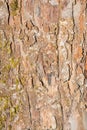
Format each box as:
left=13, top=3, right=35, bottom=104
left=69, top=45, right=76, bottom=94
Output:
left=5, top=0, right=10, bottom=24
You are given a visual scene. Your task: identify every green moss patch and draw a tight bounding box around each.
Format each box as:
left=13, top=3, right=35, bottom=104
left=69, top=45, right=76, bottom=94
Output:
left=10, top=0, right=18, bottom=16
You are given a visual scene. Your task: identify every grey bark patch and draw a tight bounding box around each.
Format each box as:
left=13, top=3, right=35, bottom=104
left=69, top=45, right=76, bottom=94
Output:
left=69, top=115, right=77, bottom=130
left=0, top=0, right=8, bottom=25
left=49, top=0, right=59, bottom=6
left=47, top=73, right=52, bottom=85
left=61, top=0, right=72, bottom=18
left=36, top=6, right=41, bottom=17
left=61, top=64, right=70, bottom=82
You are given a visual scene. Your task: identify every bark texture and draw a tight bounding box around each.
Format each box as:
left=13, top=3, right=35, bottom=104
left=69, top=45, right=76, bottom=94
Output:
left=0, top=0, right=87, bottom=130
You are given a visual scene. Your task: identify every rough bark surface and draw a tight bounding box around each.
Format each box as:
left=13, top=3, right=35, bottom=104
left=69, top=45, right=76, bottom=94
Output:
left=0, top=0, right=87, bottom=130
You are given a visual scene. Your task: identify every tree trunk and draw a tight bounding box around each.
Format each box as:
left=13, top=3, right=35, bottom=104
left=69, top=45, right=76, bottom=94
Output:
left=0, top=0, right=87, bottom=130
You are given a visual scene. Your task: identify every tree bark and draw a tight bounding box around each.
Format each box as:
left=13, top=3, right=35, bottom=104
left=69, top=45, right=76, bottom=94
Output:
left=0, top=0, right=87, bottom=130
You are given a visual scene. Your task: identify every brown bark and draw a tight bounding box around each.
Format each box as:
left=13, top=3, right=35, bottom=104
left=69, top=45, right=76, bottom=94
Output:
left=0, top=0, right=87, bottom=130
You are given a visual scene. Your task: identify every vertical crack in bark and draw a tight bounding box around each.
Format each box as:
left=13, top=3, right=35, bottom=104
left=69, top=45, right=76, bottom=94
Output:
left=31, top=75, right=34, bottom=88
left=72, top=5, right=75, bottom=42
left=54, top=0, right=61, bottom=78
left=55, top=23, right=60, bottom=78
left=55, top=2, right=64, bottom=129
left=19, top=0, right=23, bottom=24
left=70, top=2, right=76, bottom=76
left=5, top=0, right=10, bottom=24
